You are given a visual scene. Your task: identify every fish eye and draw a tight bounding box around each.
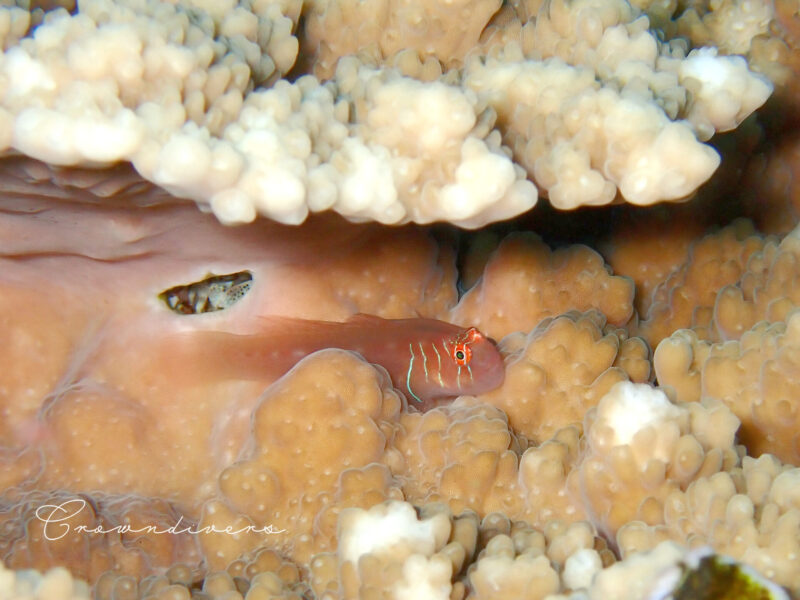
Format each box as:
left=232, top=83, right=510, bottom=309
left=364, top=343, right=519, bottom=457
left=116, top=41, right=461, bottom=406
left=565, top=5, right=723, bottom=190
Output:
left=453, top=343, right=471, bottom=366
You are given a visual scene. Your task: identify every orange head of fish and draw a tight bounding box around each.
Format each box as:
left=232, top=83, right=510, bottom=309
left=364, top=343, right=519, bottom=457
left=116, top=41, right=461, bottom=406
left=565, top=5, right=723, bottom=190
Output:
left=402, top=324, right=505, bottom=409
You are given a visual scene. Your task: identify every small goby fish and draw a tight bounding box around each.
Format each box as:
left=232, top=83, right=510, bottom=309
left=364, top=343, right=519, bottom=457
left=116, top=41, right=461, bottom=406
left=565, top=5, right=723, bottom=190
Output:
left=171, top=314, right=505, bottom=411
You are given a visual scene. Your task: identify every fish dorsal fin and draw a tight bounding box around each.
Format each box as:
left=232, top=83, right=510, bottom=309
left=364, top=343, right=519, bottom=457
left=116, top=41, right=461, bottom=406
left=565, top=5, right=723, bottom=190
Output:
left=345, top=313, right=387, bottom=326
left=255, top=313, right=385, bottom=339
left=258, top=313, right=382, bottom=329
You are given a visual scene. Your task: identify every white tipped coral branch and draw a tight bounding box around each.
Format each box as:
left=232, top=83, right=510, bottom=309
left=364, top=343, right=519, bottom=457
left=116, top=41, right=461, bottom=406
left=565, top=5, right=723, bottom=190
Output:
left=0, top=1, right=537, bottom=228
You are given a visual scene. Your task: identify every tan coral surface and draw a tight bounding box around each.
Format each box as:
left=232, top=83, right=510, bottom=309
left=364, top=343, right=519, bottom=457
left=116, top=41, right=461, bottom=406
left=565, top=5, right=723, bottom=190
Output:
left=449, top=234, right=635, bottom=340
left=635, top=219, right=773, bottom=348
left=656, top=311, right=800, bottom=464
left=477, top=311, right=650, bottom=444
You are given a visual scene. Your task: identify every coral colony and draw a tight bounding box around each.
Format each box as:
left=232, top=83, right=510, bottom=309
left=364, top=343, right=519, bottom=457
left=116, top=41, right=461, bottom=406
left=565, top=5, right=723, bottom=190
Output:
left=0, top=0, right=799, bottom=598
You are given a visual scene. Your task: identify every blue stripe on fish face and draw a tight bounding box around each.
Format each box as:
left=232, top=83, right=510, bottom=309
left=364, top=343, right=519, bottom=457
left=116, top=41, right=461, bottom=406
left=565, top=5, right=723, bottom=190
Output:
left=455, top=365, right=473, bottom=392
left=406, top=343, right=423, bottom=403
left=430, top=343, right=444, bottom=387
left=418, top=342, right=429, bottom=383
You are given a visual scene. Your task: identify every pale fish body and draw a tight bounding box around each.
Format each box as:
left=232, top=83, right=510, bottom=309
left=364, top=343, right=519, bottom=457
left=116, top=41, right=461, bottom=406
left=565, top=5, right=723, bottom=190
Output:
left=175, top=314, right=505, bottom=411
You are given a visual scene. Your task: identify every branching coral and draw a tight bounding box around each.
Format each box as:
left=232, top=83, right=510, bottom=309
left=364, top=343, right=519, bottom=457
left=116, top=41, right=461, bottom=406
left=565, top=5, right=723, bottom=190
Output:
left=0, top=0, right=774, bottom=227
left=14, top=533, right=790, bottom=600
left=463, top=51, right=720, bottom=209
left=714, top=222, right=800, bottom=340
left=0, top=1, right=537, bottom=227
left=661, top=0, right=774, bottom=56
left=188, top=349, right=406, bottom=569
left=325, top=58, right=537, bottom=228
left=655, top=310, right=800, bottom=464
left=94, top=559, right=305, bottom=600
left=300, top=0, right=501, bottom=79
left=466, top=520, right=607, bottom=600
left=309, top=502, right=457, bottom=598
left=599, top=208, right=711, bottom=316
left=618, top=218, right=800, bottom=353
left=636, top=0, right=800, bottom=127
left=467, top=0, right=771, bottom=209
left=450, top=233, right=635, bottom=340
left=391, top=399, right=526, bottom=517
left=635, top=219, right=773, bottom=349
left=478, top=310, right=650, bottom=444
left=616, top=455, right=800, bottom=595
left=567, top=382, right=741, bottom=540
left=308, top=500, right=613, bottom=600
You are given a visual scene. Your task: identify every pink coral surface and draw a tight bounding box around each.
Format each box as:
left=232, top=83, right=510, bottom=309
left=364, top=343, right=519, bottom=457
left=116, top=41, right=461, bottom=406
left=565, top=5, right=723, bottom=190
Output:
left=0, top=185, right=456, bottom=509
